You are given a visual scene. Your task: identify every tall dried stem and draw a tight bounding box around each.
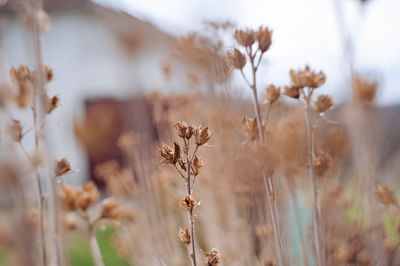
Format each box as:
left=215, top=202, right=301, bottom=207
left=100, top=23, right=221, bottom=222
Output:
left=241, top=46, right=287, bottom=266
left=304, top=104, right=323, bottom=266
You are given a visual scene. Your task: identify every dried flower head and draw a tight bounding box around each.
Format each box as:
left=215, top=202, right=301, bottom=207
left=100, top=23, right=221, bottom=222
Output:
left=284, top=85, right=301, bottom=99
left=256, top=26, right=272, bottom=52
left=6, top=120, right=23, bottom=142
left=264, top=84, right=280, bottom=104
left=234, top=29, right=255, bottom=47
left=77, top=181, right=100, bottom=211
left=46, top=94, right=60, bottom=114
left=204, top=248, right=221, bottom=266
left=59, top=185, right=78, bottom=211
left=376, top=186, right=397, bottom=206
left=159, top=142, right=180, bottom=165
left=243, top=116, right=259, bottom=141
left=9, top=65, right=34, bottom=108
left=178, top=227, right=191, bottom=245
left=313, top=94, right=333, bottom=113
left=195, top=126, right=212, bottom=146
left=191, top=156, right=204, bottom=176
left=353, top=76, right=377, bottom=103
left=227, top=48, right=246, bottom=70
left=181, top=195, right=196, bottom=213
left=54, top=158, right=72, bottom=177
left=174, top=121, right=195, bottom=139
left=290, top=65, right=326, bottom=89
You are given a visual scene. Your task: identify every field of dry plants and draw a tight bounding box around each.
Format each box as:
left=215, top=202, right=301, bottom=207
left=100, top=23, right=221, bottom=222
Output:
left=0, top=0, right=400, bottom=266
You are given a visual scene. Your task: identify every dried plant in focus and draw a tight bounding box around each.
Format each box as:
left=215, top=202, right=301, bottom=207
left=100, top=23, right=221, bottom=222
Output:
left=284, top=65, right=332, bottom=266
left=227, top=26, right=288, bottom=266
left=159, top=121, right=216, bottom=266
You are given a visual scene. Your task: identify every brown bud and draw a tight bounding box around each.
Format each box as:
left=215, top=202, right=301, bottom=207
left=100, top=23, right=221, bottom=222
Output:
left=227, top=49, right=246, bottom=70
left=256, top=26, right=272, bottom=52
left=234, top=29, right=255, bottom=47
left=7, top=120, right=23, bottom=142
left=195, top=126, right=212, bottom=146
left=191, top=156, right=204, bottom=176
left=313, top=95, right=333, bottom=113
left=54, top=158, right=72, bottom=177
left=181, top=195, right=196, bottom=213
left=204, top=248, right=221, bottom=266
left=178, top=227, right=191, bottom=245
left=174, top=121, right=194, bottom=139
left=284, top=85, right=301, bottom=99
left=265, top=84, right=280, bottom=104
left=243, top=116, right=259, bottom=141
left=77, top=181, right=100, bottom=211
left=159, top=142, right=180, bottom=165
left=376, top=186, right=397, bottom=206
left=289, top=66, right=326, bottom=89
left=46, top=94, right=60, bottom=114
left=353, top=75, right=377, bottom=103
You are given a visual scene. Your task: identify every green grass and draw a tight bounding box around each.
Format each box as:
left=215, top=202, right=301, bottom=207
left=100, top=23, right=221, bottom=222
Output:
left=70, top=225, right=131, bottom=266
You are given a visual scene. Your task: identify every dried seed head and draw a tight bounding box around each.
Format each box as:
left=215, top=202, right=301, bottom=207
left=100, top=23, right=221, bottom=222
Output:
left=376, top=186, right=397, bottom=206
left=353, top=76, right=377, bottom=103
left=9, top=65, right=34, bottom=108
left=256, top=26, right=272, bottom=52
left=289, top=65, right=326, bottom=89
left=313, top=95, right=333, bottom=113
left=46, top=94, right=60, bottom=114
left=174, top=121, right=195, bottom=139
left=6, top=120, right=23, bottom=142
left=159, top=142, right=180, bottom=165
left=178, top=227, right=191, bottom=245
left=100, top=197, right=134, bottom=222
left=227, top=48, right=246, bottom=70
left=234, top=29, right=255, bottom=47
left=54, top=158, right=72, bottom=177
left=264, top=84, right=280, bottom=104
left=22, top=9, right=51, bottom=34
left=59, top=185, right=78, bottom=211
left=181, top=195, right=196, bottom=213
left=204, top=248, right=221, bottom=266
left=191, top=156, right=204, bottom=176
left=195, top=126, right=212, bottom=146
left=284, top=85, right=301, bottom=99
left=243, top=116, right=259, bottom=141
left=77, top=181, right=100, bottom=211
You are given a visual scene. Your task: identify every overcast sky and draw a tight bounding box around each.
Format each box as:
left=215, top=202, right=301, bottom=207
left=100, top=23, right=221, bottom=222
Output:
left=95, top=0, right=400, bottom=105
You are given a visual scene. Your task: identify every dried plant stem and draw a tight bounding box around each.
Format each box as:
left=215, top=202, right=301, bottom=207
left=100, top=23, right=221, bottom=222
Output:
left=31, top=106, right=48, bottom=266
left=304, top=104, right=323, bottom=266
left=185, top=143, right=198, bottom=266
left=25, top=0, right=62, bottom=263
left=243, top=47, right=287, bottom=266
left=88, top=224, right=104, bottom=266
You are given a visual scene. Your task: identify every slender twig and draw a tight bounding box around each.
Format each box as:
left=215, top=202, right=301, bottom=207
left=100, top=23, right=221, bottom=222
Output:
left=304, top=103, right=323, bottom=266
left=244, top=46, right=287, bottom=266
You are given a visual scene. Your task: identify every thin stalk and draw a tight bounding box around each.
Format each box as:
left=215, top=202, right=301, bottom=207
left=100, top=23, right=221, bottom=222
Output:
left=185, top=144, right=197, bottom=266
left=246, top=48, right=287, bottom=266
left=31, top=106, right=48, bottom=266
left=88, top=224, right=105, bottom=266
left=304, top=104, right=323, bottom=266
left=28, top=0, right=62, bottom=264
